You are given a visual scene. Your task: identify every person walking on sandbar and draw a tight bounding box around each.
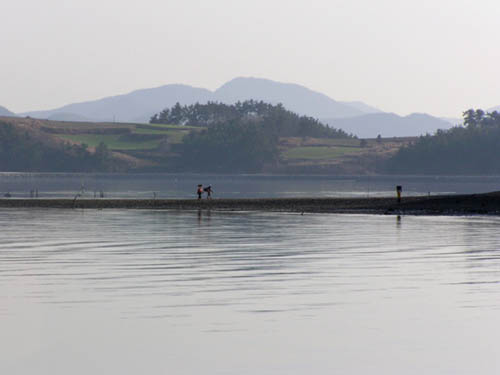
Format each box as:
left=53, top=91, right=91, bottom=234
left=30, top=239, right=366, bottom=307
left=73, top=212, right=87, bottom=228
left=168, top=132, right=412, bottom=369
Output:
left=203, top=185, right=213, bottom=199
left=197, top=184, right=203, bottom=200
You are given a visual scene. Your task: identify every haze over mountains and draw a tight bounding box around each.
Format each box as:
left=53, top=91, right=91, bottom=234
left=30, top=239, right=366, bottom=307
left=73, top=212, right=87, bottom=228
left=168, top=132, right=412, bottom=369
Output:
left=214, top=78, right=372, bottom=118
left=22, top=77, right=369, bottom=123
left=324, top=113, right=453, bottom=138
left=23, top=84, right=213, bottom=124
left=9, top=77, right=460, bottom=137
left=0, top=105, right=16, bottom=117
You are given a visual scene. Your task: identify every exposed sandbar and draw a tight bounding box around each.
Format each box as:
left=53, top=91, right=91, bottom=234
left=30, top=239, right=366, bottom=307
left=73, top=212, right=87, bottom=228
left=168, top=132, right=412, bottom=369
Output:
left=1, top=192, right=500, bottom=215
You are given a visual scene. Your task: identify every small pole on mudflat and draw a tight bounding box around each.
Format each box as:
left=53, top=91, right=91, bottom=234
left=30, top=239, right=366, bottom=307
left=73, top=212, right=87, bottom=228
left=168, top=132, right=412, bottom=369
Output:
left=396, top=185, right=402, bottom=203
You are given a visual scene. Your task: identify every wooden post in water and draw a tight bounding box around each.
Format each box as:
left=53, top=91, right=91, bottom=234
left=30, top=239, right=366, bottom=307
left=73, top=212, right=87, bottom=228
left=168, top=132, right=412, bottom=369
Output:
left=396, top=185, right=402, bottom=203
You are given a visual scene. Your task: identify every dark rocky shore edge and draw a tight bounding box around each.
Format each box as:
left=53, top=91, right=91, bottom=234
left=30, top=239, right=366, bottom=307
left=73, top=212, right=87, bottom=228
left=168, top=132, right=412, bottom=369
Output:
left=2, top=192, right=500, bottom=215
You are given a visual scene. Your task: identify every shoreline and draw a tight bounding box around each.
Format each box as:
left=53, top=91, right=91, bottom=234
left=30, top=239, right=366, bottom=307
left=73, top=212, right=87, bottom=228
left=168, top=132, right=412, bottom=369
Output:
left=1, top=192, right=500, bottom=215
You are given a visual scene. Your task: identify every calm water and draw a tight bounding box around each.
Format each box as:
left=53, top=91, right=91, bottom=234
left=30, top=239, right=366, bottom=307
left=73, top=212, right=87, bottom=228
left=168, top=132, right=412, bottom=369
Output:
left=1, top=209, right=500, bottom=374
left=2, top=173, right=500, bottom=198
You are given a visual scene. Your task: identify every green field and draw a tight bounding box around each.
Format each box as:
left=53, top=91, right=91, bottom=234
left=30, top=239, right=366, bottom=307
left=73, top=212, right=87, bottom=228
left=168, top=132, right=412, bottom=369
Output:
left=132, top=128, right=172, bottom=135
left=57, top=134, right=163, bottom=150
left=132, top=129, right=189, bottom=143
left=41, top=121, right=196, bottom=131
left=51, top=122, right=198, bottom=150
left=137, top=123, right=198, bottom=130
left=310, top=138, right=362, bottom=147
left=282, top=146, right=363, bottom=160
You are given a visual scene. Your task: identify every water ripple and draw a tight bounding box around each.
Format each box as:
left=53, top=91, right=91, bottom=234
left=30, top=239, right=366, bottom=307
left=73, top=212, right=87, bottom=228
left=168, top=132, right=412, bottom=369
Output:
left=2, top=210, right=500, bottom=318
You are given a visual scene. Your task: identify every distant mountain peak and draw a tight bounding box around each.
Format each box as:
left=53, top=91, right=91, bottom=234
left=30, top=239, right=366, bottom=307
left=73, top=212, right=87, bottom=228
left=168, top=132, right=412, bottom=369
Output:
left=22, top=84, right=213, bottom=123
left=214, top=77, right=363, bottom=118
left=0, top=105, right=16, bottom=117
left=219, top=76, right=318, bottom=91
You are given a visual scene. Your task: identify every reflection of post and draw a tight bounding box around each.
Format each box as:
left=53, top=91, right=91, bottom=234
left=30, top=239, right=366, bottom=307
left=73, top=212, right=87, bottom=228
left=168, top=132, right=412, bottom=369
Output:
left=396, top=215, right=401, bottom=227
left=396, top=185, right=402, bottom=203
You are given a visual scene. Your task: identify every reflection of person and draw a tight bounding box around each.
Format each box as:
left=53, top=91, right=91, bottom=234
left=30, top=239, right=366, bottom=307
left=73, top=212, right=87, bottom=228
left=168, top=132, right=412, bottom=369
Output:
left=203, top=185, right=213, bottom=199
left=197, top=184, right=203, bottom=200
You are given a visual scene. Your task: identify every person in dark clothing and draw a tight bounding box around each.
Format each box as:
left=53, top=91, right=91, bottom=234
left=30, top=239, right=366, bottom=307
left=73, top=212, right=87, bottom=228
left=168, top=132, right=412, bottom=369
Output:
left=197, top=184, right=203, bottom=200
left=203, top=185, right=213, bottom=199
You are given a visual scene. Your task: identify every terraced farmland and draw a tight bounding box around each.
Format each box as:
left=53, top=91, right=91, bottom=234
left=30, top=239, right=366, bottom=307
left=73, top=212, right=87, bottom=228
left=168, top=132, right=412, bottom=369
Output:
left=46, top=122, right=197, bottom=151
left=0, top=116, right=413, bottom=174
left=56, top=134, right=164, bottom=150
left=283, top=146, right=363, bottom=160
left=278, top=136, right=412, bottom=173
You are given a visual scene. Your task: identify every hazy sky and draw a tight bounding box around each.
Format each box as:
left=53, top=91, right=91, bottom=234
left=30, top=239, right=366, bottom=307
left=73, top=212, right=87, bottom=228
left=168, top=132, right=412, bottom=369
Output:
left=2, top=0, right=500, bottom=117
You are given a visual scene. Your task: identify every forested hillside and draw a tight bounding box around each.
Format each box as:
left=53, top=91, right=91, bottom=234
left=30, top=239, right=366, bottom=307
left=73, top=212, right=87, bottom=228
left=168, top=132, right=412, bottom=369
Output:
left=0, top=103, right=405, bottom=174
left=150, top=100, right=352, bottom=172
left=386, top=110, right=500, bottom=174
left=151, top=100, right=350, bottom=137
left=0, top=120, right=124, bottom=172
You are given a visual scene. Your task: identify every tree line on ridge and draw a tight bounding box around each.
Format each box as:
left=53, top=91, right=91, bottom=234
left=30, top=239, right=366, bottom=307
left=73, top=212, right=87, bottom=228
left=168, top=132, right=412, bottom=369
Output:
left=386, top=109, right=500, bottom=174
left=150, top=100, right=352, bottom=172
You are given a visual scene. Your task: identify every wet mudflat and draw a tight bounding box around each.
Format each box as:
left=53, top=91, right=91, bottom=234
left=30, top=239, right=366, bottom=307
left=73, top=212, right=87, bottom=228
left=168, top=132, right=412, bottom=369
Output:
left=2, top=191, right=500, bottom=215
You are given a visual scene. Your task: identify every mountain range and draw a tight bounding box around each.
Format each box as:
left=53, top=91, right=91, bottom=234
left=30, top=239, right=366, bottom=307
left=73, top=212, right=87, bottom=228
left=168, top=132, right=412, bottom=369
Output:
left=0, top=105, right=16, bottom=117
left=7, top=77, right=459, bottom=137
left=21, top=77, right=374, bottom=123
left=213, top=78, right=377, bottom=119
left=23, top=84, right=213, bottom=124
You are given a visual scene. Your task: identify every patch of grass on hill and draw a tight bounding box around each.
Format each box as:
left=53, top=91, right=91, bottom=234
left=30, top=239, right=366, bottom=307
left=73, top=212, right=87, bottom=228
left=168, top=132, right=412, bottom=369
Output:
left=282, top=146, right=363, bottom=160
left=52, top=123, right=197, bottom=149
left=306, top=138, right=362, bottom=147
left=131, top=129, right=187, bottom=143
left=57, top=134, right=162, bottom=150
left=137, top=123, right=197, bottom=130
left=41, top=121, right=136, bottom=130
left=133, top=128, right=171, bottom=135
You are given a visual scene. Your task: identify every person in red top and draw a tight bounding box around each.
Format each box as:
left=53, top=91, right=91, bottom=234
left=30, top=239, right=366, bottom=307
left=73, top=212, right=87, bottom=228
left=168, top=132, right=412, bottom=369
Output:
left=197, top=184, right=203, bottom=200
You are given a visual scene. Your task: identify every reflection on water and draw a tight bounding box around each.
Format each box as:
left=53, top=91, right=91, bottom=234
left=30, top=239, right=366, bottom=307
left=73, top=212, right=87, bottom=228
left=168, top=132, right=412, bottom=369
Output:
left=1, top=209, right=500, bottom=374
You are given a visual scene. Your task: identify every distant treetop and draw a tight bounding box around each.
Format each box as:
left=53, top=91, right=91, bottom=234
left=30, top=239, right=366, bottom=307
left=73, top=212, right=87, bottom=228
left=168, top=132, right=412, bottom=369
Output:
left=150, top=100, right=351, bottom=139
left=386, top=109, right=500, bottom=175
